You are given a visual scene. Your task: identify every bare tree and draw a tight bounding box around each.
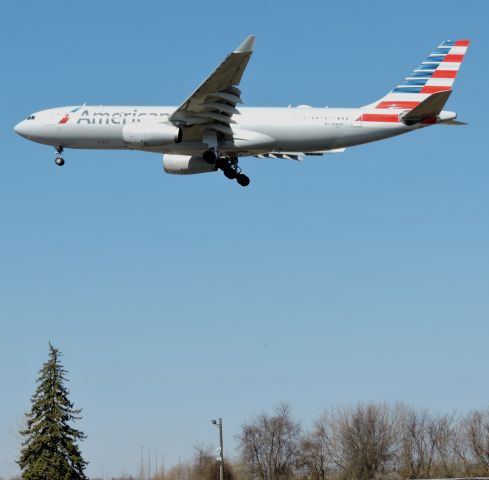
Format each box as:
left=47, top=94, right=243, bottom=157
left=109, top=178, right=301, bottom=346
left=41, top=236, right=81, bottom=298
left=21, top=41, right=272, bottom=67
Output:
left=334, top=404, right=399, bottom=480
left=238, top=403, right=302, bottom=480
left=461, top=409, right=489, bottom=475
left=399, top=407, right=438, bottom=478
left=191, top=444, right=234, bottom=480
left=164, top=460, right=192, bottom=480
left=431, top=412, right=458, bottom=477
left=299, top=410, right=343, bottom=480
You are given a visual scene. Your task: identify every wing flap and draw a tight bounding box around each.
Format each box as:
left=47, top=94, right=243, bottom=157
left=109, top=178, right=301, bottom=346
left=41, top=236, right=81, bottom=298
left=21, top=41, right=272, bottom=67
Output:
left=199, top=102, right=241, bottom=116
left=257, top=148, right=346, bottom=161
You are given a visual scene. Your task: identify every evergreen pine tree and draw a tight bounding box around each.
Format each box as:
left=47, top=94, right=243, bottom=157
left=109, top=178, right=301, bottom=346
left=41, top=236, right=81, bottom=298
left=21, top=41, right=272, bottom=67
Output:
left=18, top=343, right=88, bottom=480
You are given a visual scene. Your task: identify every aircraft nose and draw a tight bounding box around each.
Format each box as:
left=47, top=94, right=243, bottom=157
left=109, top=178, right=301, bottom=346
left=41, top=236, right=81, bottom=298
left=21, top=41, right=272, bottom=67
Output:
left=14, top=120, right=28, bottom=137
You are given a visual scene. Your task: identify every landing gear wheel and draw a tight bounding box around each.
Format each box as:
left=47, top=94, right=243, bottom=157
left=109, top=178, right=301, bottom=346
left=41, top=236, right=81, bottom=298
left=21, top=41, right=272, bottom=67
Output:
left=55, top=157, right=65, bottom=166
left=203, top=150, right=217, bottom=164
left=236, top=173, right=250, bottom=187
left=216, top=156, right=250, bottom=186
left=223, top=167, right=237, bottom=180
left=216, top=157, right=227, bottom=170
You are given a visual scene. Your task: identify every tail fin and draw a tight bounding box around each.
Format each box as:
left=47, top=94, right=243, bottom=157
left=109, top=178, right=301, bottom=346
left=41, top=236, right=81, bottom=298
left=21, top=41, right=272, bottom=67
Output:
left=365, top=40, right=470, bottom=110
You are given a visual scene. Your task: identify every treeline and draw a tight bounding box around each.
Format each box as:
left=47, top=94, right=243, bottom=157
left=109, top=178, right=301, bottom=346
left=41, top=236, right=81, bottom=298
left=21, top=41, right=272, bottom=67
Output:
left=16, top=402, right=488, bottom=480
left=236, top=403, right=489, bottom=480
left=159, top=403, right=489, bottom=480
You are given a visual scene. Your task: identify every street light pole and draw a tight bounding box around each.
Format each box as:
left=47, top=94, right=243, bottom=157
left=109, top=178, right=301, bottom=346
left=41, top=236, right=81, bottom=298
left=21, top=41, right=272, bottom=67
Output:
left=148, top=449, right=151, bottom=480
left=140, top=446, right=144, bottom=480
left=211, top=418, right=224, bottom=480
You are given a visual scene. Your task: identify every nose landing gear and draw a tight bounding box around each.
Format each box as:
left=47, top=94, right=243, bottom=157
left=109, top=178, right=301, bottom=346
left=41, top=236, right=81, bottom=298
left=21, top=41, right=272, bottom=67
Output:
left=55, top=146, right=65, bottom=166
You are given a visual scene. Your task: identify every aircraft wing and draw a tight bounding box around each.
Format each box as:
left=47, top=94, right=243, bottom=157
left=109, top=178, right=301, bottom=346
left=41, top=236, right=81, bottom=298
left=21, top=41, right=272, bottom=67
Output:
left=168, top=35, right=255, bottom=141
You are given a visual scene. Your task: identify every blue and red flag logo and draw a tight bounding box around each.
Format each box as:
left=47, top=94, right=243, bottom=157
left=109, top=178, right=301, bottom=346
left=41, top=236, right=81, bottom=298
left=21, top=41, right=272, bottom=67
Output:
left=58, top=107, right=81, bottom=125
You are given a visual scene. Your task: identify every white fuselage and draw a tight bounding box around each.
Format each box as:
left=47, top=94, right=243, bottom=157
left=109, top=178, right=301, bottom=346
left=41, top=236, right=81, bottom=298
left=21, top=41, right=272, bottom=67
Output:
left=14, top=105, right=429, bottom=157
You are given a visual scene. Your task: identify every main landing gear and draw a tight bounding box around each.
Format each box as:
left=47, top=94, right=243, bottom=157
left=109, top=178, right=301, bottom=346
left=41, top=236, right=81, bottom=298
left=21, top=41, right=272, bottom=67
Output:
left=55, top=146, right=65, bottom=166
left=203, top=150, right=250, bottom=187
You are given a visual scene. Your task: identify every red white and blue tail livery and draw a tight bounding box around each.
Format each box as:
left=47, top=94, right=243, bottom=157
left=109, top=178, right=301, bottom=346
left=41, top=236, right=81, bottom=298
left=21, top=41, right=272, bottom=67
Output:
left=14, top=38, right=470, bottom=187
left=361, top=40, right=470, bottom=123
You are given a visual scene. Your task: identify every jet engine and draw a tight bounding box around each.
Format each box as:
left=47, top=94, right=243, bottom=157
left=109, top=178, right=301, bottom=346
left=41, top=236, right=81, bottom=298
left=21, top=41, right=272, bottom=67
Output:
left=122, top=123, right=182, bottom=147
left=163, top=154, right=218, bottom=175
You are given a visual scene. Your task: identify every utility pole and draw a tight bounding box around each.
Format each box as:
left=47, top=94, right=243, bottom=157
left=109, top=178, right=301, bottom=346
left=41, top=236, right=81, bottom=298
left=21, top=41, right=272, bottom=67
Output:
left=148, top=449, right=152, bottom=480
left=211, top=418, right=224, bottom=480
left=140, top=446, right=144, bottom=480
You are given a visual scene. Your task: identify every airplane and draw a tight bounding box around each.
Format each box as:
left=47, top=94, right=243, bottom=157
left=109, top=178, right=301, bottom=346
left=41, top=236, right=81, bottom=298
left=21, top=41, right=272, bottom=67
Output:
left=14, top=36, right=469, bottom=187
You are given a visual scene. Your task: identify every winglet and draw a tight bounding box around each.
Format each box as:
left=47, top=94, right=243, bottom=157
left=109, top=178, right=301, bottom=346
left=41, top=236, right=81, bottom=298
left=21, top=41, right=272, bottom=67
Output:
left=234, top=35, right=256, bottom=53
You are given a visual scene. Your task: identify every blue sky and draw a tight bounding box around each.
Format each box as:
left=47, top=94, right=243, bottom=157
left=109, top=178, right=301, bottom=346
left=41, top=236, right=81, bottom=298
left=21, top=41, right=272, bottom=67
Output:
left=1, top=0, right=488, bottom=478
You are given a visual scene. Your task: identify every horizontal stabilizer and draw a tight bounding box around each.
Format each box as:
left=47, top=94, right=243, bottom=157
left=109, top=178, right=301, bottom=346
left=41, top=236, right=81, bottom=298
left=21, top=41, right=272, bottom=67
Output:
left=440, top=119, right=468, bottom=125
left=401, top=90, right=451, bottom=125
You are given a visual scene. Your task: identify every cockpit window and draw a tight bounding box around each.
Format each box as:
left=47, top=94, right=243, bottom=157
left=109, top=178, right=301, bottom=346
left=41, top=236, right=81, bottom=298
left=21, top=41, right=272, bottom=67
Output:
left=26, top=115, right=36, bottom=120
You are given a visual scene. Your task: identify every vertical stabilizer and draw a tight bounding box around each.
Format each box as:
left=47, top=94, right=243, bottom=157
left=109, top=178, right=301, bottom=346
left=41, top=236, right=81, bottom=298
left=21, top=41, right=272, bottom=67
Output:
left=364, top=40, right=470, bottom=110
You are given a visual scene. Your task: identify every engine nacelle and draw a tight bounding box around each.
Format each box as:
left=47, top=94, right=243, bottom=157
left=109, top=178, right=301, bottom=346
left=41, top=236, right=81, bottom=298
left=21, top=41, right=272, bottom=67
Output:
left=163, top=154, right=217, bottom=175
left=122, top=123, right=182, bottom=147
